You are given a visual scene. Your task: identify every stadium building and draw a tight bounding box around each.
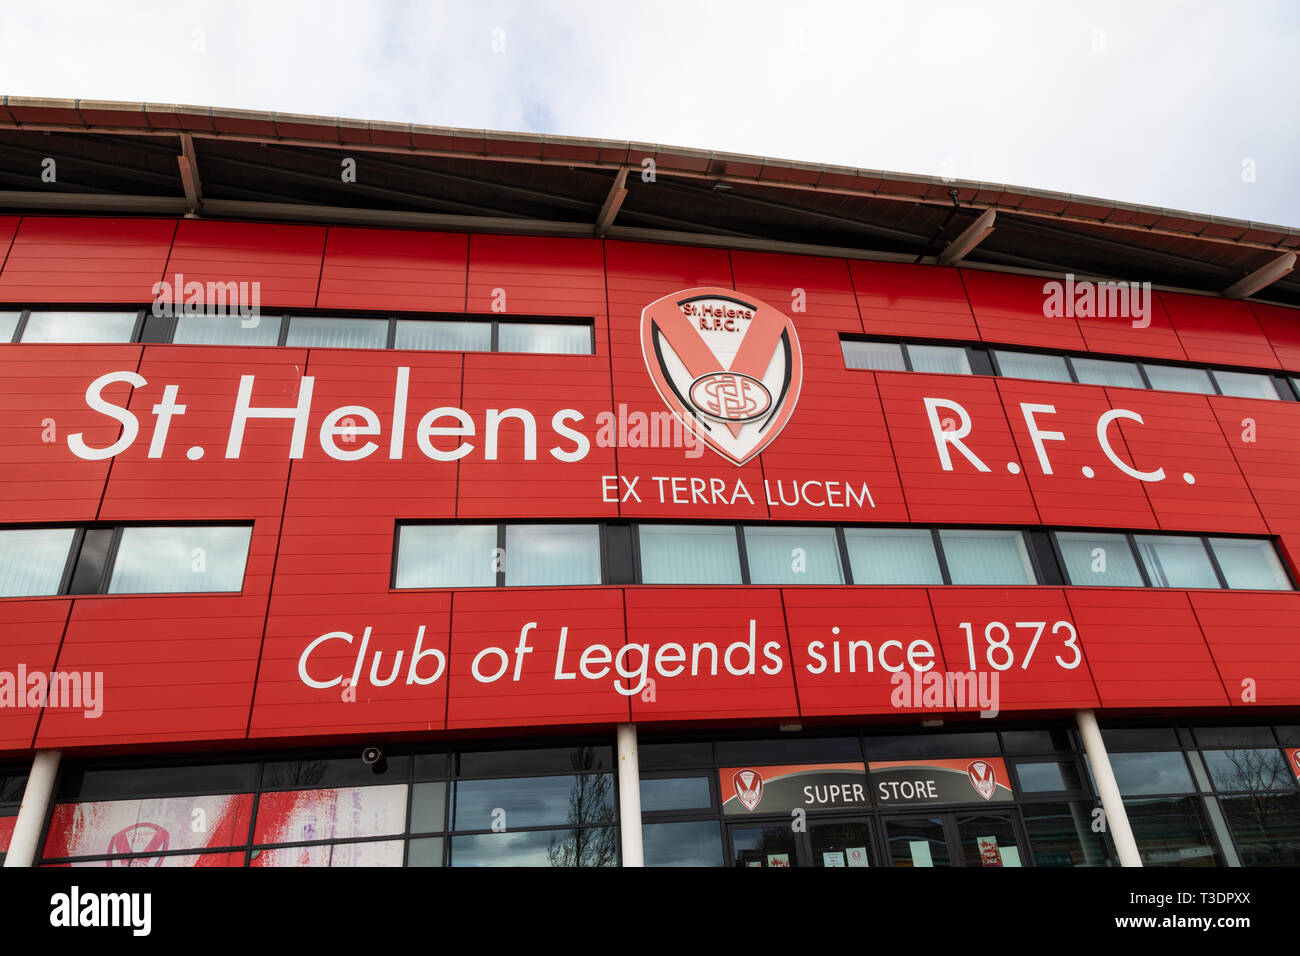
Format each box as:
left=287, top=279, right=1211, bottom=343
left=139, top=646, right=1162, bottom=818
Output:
left=0, top=97, right=1298, bottom=868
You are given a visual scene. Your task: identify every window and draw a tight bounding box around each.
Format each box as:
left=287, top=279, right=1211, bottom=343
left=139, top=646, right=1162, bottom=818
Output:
left=1202, top=749, right=1298, bottom=793
left=1014, top=760, right=1084, bottom=793
left=1071, top=357, right=1145, bottom=389
left=497, top=322, right=591, bottom=355
left=108, top=526, right=253, bottom=594
left=1220, top=793, right=1300, bottom=866
left=1212, top=369, right=1279, bottom=400
left=993, top=350, right=1072, bottom=383
left=1055, top=531, right=1145, bottom=587
left=0, top=527, right=75, bottom=597
left=285, top=316, right=388, bottom=349
left=1108, top=752, right=1196, bottom=796
left=638, top=525, right=741, bottom=585
left=395, top=319, right=491, bottom=352
left=1020, top=801, right=1113, bottom=866
left=841, top=340, right=906, bottom=371
left=743, top=526, right=844, bottom=584
left=1142, top=364, right=1216, bottom=394
left=394, top=525, right=497, bottom=589
left=939, top=529, right=1035, bottom=585
left=21, top=311, right=137, bottom=343
left=639, top=777, right=712, bottom=812
left=843, top=528, right=943, bottom=584
left=503, top=525, right=600, bottom=586
left=1134, top=535, right=1221, bottom=589
left=1207, top=537, right=1291, bottom=590
left=173, top=313, right=280, bottom=346
left=0, top=312, right=20, bottom=342
left=1124, top=796, right=1221, bottom=866
left=644, top=820, right=724, bottom=867
left=906, top=344, right=971, bottom=375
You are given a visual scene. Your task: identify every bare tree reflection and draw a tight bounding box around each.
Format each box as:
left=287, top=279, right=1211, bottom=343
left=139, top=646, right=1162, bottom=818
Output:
left=546, top=747, right=617, bottom=867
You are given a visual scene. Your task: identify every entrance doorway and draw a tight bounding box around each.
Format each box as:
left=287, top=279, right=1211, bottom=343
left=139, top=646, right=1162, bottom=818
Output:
left=729, top=816, right=876, bottom=867
left=885, top=810, right=1025, bottom=867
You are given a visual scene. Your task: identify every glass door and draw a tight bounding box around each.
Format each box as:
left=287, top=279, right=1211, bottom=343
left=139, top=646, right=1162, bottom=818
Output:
left=953, top=810, right=1024, bottom=867
left=729, top=822, right=799, bottom=867
left=807, top=819, right=874, bottom=868
left=885, top=815, right=952, bottom=867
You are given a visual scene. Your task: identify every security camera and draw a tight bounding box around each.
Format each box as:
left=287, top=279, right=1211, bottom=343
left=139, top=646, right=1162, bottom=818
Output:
left=361, top=744, right=383, bottom=765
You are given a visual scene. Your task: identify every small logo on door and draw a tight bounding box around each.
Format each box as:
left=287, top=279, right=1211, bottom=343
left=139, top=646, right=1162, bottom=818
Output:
left=967, top=760, right=997, bottom=801
left=733, top=768, right=764, bottom=811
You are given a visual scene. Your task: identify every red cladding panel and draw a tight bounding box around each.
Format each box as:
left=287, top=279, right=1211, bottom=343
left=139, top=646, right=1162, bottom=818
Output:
left=467, top=235, right=606, bottom=319
left=316, top=228, right=467, bottom=312
left=165, top=220, right=326, bottom=309
left=1190, top=591, right=1300, bottom=707
left=730, top=250, right=863, bottom=360
left=446, top=589, right=629, bottom=729
left=1063, top=589, right=1228, bottom=708
left=781, top=588, right=952, bottom=717
left=1250, top=301, right=1300, bottom=370
left=0, top=218, right=175, bottom=303
left=0, top=345, right=141, bottom=522
left=0, top=216, right=19, bottom=273
left=1101, top=387, right=1265, bottom=533
left=849, top=260, right=978, bottom=341
left=1160, top=292, right=1281, bottom=369
left=253, top=594, right=451, bottom=739
left=960, top=269, right=1086, bottom=350
left=1074, top=292, right=1187, bottom=361
left=927, top=588, right=1100, bottom=712
left=0, top=601, right=70, bottom=750
left=1207, top=397, right=1300, bottom=534
left=876, top=371, right=1040, bottom=524
left=993, top=378, right=1156, bottom=528
left=625, top=588, right=798, bottom=723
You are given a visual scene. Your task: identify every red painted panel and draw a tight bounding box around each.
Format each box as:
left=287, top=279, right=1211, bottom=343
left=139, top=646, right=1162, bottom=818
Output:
left=165, top=220, right=326, bottom=309
left=1249, top=301, right=1300, bottom=371
left=1063, top=589, right=1228, bottom=708
left=927, top=588, right=1100, bottom=712
left=993, top=378, right=1157, bottom=528
left=252, top=593, right=451, bottom=739
left=604, top=241, right=769, bottom=519
left=1190, top=591, right=1300, bottom=707
left=458, top=354, right=617, bottom=519
left=625, top=588, right=798, bottom=723
left=1100, top=387, right=1265, bottom=533
left=1160, top=292, right=1281, bottom=369
left=1207, top=397, right=1300, bottom=534
left=467, top=235, right=606, bottom=322
left=782, top=588, right=952, bottom=717
left=875, top=371, right=1039, bottom=524
left=0, top=345, right=141, bottom=522
left=1074, top=291, right=1187, bottom=361
left=850, top=260, right=978, bottom=341
left=960, top=269, right=1086, bottom=350
left=316, top=227, right=466, bottom=312
left=446, top=589, right=629, bottom=729
left=98, top=346, right=306, bottom=521
left=0, top=216, right=19, bottom=276
left=0, top=600, right=70, bottom=751
left=0, top=217, right=174, bottom=303
left=731, top=250, right=862, bottom=363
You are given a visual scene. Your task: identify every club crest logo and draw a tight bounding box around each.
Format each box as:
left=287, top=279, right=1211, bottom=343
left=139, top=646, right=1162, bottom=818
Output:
left=733, top=768, right=765, bottom=811
left=105, top=822, right=169, bottom=866
left=641, top=288, right=803, bottom=465
left=967, top=760, right=997, bottom=801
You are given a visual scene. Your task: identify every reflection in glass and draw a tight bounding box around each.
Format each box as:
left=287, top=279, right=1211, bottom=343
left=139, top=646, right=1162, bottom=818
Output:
left=1021, top=801, right=1113, bottom=866
left=0, top=527, right=75, bottom=597
left=644, top=820, right=723, bottom=866
left=285, top=316, right=387, bottom=349
left=407, top=836, right=445, bottom=867
left=1124, top=796, right=1220, bottom=866
left=1143, top=364, right=1215, bottom=394
left=638, top=525, right=741, bottom=584
left=939, top=529, right=1035, bottom=585
left=107, top=525, right=252, bottom=594
left=1015, top=760, right=1083, bottom=793
left=1212, top=370, right=1279, bottom=400
left=450, top=827, right=617, bottom=866
left=1135, top=535, right=1221, bottom=589
left=1056, top=531, right=1144, bottom=587
left=395, top=524, right=497, bottom=588
left=907, top=344, right=971, bottom=375
left=0, top=312, right=21, bottom=342
left=955, top=812, right=1022, bottom=867
left=1108, top=752, right=1195, bottom=796
left=394, top=319, right=491, bottom=352
left=743, top=526, right=844, bottom=584
left=1071, top=357, right=1144, bottom=388
left=731, top=824, right=798, bottom=867
left=497, top=322, right=590, bottom=355
left=993, top=350, right=1071, bottom=382
left=454, top=774, right=614, bottom=830
left=21, top=311, right=137, bottom=343
left=886, top=817, right=950, bottom=867
left=504, top=524, right=600, bottom=586
left=1207, top=538, right=1291, bottom=590
left=174, top=313, right=280, bottom=346
left=810, top=821, right=873, bottom=867
left=639, top=777, right=712, bottom=812
left=1220, top=793, right=1300, bottom=866
left=842, top=341, right=905, bottom=371
left=843, top=528, right=942, bottom=585
left=1201, top=749, right=1298, bottom=793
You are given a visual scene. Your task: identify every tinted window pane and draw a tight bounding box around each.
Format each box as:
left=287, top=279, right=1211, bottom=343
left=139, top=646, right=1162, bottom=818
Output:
left=743, top=526, right=844, bottom=584
left=638, top=525, right=741, bottom=584
left=457, top=746, right=612, bottom=777
left=1124, top=796, right=1220, bottom=866
left=59, top=762, right=259, bottom=800
left=1212, top=369, right=1279, bottom=400
left=1202, top=749, right=1298, bottom=793
left=108, top=526, right=252, bottom=594
left=1109, top=752, right=1195, bottom=796
left=865, top=732, right=999, bottom=760
left=717, top=737, right=861, bottom=766
left=395, top=524, right=496, bottom=588
left=1056, top=531, right=1144, bottom=587
left=1220, top=793, right=1300, bottom=866
left=1135, top=535, right=1221, bottom=588
left=497, top=322, right=590, bottom=355
left=407, top=836, right=445, bottom=866
left=0, top=527, right=74, bottom=597
left=1192, top=726, right=1277, bottom=749
left=394, top=319, right=491, bottom=352
left=1014, top=760, right=1083, bottom=793
left=637, top=741, right=714, bottom=771
left=454, top=775, right=614, bottom=830
left=0, top=312, right=20, bottom=342
left=1021, top=800, right=1113, bottom=866
left=1071, top=357, right=1145, bottom=388
left=993, top=350, right=1071, bottom=382
left=1208, top=537, right=1291, bottom=590
left=1143, top=364, right=1216, bottom=394
left=640, top=777, right=712, bottom=812
left=21, top=311, right=137, bottom=343
left=174, top=313, right=280, bottom=346
left=842, top=340, right=905, bottom=371
left=285, top=317, right=387, bottom=349
left=939, top=530, right=1035, bottom=585
left=907, top=344, right=971, bottom=375
left=843, top=528, right=942, bottom=584
left=1100, top=727, right=1181, bottom=751
left=504, top=524, right=600, bottom=586
left=1002, top=729, right=1072, bottom=753
left=450, top=827, right=617, bottom=866
left=261, top=755, right=408, bottom=791
left=410, top=782, right=448, bottom=833
left=644, top=820, right=723, bottom=866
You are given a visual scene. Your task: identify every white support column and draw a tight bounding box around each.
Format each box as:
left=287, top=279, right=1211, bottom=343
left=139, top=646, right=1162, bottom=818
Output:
left=3, top=750, right=61, bottom=868
left=1075, top=711, right=1142, bottom=867
left=616, top=723, right=644, bottom=867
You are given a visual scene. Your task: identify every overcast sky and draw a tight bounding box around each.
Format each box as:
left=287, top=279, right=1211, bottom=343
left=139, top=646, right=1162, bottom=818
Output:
left=1, top=0, right=1297, bottom=226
